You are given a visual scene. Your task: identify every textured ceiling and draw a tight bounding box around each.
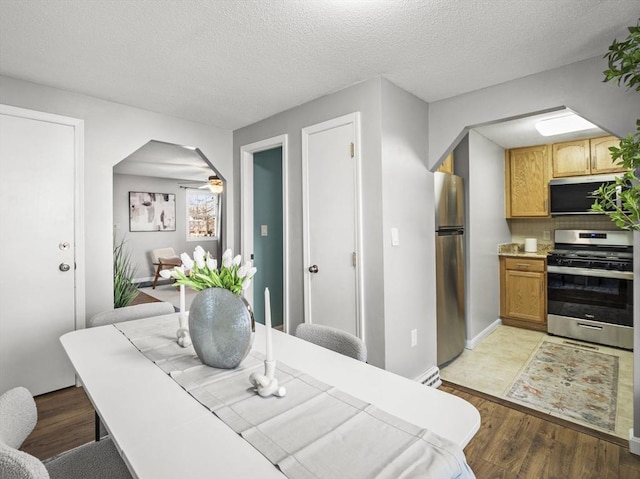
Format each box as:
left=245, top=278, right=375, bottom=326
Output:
left=1, top=0, right=638, bottom=131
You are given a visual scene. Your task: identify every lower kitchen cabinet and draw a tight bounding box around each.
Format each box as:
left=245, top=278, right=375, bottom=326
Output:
left=499, top=256, right=547, bottom=331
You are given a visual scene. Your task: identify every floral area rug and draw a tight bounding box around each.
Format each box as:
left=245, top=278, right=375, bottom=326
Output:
left=506, top=341, right=618, bottom=431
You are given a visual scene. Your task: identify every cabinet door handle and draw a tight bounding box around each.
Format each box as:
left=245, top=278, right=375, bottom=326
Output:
left=516, top=263, right=531, bottom=267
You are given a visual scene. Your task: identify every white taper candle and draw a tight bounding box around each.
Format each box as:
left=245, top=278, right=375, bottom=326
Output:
left=265, top=287, right=273, bottom=362
left=179, top=284, right=186, bottom=313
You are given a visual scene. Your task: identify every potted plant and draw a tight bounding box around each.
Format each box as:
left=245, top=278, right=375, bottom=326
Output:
left=591, top=20, right=639, bottom=231
left=113, top=234, right=138, bottom=308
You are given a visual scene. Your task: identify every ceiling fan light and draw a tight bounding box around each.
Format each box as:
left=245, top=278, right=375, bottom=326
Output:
left=207, top=176, right=224, bottom=194
left=534, top=114, right=597, bottom=136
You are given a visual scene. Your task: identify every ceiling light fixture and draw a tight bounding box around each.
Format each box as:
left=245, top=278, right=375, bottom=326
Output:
left=204, top=175, right=223, bottom=194
left=534, top=114, right=597, bottom=136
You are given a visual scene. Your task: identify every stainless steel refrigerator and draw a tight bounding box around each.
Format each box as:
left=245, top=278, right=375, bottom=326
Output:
left=434, top=172, right=466, bottom=366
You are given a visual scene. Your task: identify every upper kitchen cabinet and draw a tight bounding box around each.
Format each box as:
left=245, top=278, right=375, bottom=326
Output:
left=505, top=145, right=550, bottom=218
left=436, top=152, right=454, bottom=174
left=590, top=135, right=625, bottom=174
left=552, top=135, right=625, bottom=177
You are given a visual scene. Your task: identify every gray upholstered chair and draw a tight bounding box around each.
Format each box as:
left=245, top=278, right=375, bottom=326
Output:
left=295, top=323, right=367, bottom=362
left=88, top=302, right=175, bottom=328
left=87, top=301, right=176, bottom=440
left=0, top=387, right=132, bottom=479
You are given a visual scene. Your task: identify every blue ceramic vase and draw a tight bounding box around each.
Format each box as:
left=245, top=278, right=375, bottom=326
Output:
left=188, top=288, right=253, bottom=369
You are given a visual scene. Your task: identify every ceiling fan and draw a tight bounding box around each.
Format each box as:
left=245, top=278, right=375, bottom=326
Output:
left=180, top=175, right=224, bottom=193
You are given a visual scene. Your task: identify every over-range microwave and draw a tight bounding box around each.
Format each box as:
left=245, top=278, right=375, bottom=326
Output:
left=549, top=174, right=625, bottom=216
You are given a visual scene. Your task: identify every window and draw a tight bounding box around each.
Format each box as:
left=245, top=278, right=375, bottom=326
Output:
left=186, top=189, right=220, bottom=241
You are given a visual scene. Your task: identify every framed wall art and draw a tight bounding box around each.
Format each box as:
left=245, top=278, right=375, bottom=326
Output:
left=129, top=191, right=176, bottom=232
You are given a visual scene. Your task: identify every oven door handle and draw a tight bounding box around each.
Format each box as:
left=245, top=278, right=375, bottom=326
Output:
left=547, top=265, right=633, bottom=280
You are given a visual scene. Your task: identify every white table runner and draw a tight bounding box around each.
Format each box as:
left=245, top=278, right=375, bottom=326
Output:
left=115, top=317, right=475, bottom=479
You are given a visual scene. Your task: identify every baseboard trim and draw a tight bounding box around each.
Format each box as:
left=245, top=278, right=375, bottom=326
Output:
left=630, top=429, right=640, bottom=455
left=465, top=318, right=501, bottom=350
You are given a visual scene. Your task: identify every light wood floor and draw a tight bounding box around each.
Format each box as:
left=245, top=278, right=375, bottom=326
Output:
left=20, top=382, right=640, bottom=478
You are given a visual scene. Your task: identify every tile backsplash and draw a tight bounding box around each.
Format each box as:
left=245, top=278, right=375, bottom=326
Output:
left=509, top=216, right=616, bottom=245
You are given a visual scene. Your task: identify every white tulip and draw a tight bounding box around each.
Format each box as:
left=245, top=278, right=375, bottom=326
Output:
left=237, top=265, right=248, bottom=278
left=247, top=267, right=257, bottom=279
left=222, top=249, right=233, bottom=268
left=206, top=257, right=217, bottom=270
left=180, top=253, right=194, bottom=270
left=159, top=269, right=173, bottom=279
left=232, top=255, right=242, bottom=267
left=194, top=254, right=205, bottom=269
left=193, top=247, right=205, bottom=267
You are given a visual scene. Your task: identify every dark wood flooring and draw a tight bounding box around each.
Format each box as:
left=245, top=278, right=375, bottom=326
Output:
left=20, top=381, right=640, bottom=478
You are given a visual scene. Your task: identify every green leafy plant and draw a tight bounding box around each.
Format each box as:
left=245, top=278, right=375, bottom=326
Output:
left=591, top=20, right=640, bottom=231
left=113, top=235, right=138, bottom=308
left=160, top=246, right=256, bottom=295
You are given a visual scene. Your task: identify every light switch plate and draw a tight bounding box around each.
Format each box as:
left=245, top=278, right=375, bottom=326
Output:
left=261, top=225, right=268, bottom=236
left=391, top=227, right=400, bottom=246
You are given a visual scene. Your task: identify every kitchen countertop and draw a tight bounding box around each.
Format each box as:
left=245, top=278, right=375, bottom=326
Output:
left=497, top=242, right=551, bottom=259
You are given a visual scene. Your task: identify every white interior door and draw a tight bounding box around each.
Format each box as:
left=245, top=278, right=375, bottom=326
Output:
left=302, top=113, right=362, bottom=337
left=0, top=107, right=80, bottom=395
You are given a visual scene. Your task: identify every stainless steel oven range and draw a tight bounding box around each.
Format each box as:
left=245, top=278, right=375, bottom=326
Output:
left=547, top=229, right=634, bottom=350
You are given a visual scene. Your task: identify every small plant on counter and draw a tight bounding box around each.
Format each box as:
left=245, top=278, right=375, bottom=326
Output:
left=590, top=20, right=640, bottom=231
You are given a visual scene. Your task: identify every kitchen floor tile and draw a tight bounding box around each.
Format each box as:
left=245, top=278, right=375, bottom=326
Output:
left=440, top=324, right=633, bottom=440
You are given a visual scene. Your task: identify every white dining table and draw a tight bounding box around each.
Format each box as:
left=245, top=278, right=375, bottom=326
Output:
left=60, top=314, right=480, bottom=478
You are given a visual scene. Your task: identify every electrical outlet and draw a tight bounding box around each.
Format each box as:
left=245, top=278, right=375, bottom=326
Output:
left=411, top=329, right=418, bottom=347
left=261, top=225, right=268, bottom=236
left=543, top=230, right=551, bottom=241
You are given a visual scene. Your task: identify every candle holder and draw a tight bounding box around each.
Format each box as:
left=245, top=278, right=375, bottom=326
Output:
left=249, top=360, right=287, bottom=398
left=176, top=312, right=192, bottom=348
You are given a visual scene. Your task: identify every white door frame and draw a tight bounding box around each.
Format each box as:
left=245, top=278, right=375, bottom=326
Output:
left=301, top=112, right=364, bottom=340
left=0, top=104, right=86, bottom=331
left=240, top=135, right=289, bottom=333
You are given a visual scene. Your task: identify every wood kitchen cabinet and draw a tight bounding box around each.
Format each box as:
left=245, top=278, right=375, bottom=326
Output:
left=436, top=152, right=454, bottom=174
left=505, top=145, right=550, bottom=217
left=499, top=256, right=547, bottom=331
left=552, top=135, right=625, bottom=177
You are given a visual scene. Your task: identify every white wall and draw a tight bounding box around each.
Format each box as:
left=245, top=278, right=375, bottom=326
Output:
left=113, top=174, right=218, bottom=281
left=428, top=56, right=640, bottom=169
left=0, top=75, right=232, bottom=319
left=379, top=79, right=436, bottom=375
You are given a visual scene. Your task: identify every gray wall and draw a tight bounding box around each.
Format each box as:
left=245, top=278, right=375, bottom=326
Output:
left=379, top=79, right=436, bottom=375
left=0, top=75, right=233, bottom=321
left=429, top=54, right=640, bottom=445
left=234, top=78, right=387, bottom=368
left=234, top=78, right=438, bottom=378
left=428, top=56, right=640, bottom=169
left=113, top=173, right=218, bottom=281
left=462, top=131, right=511, bottom=341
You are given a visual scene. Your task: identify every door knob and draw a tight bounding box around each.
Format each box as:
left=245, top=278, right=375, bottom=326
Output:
left=308, top=265, right=319, bottom=273
left=59, top=263, right=71, bottom=272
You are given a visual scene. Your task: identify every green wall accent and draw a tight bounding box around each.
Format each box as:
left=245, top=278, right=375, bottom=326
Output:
left=253, top=147, right=283, bottom=327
